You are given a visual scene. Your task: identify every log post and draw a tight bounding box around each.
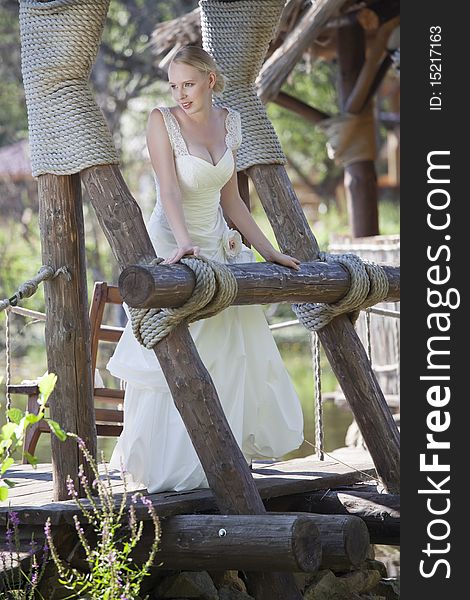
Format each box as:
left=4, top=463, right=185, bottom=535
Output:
left=337, top=23, right=379, bottom=237
left=81, top=164, right=302, bottom=599
left=151, top=514, right=322, bottom=572
left=248, top=164, right=400, bottom=493
left=38, top=174, right=96, bottom=501
left=265, top=488, right=400, bottom=545
left=118, top=261, right=400, bottom=309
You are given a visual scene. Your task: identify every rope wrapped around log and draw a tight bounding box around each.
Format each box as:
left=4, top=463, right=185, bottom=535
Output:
left=200, top=0, right=286, bottom=170
left=316, top=111, right=377, bottom=167
left=129, top=256, right=238, bottom=349
left=19, top=0, right=119, bottom=176
left=292, top=252, right=389, bottom=332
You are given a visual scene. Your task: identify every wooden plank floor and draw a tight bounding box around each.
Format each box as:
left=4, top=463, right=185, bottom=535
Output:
left=0, top=451, right=376, bottom=526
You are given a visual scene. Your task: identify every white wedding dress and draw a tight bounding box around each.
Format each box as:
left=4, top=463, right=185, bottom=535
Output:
left=107, top=106, right=304, bottom=493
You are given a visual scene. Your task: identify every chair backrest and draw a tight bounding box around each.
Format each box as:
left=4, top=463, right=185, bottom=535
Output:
left=89, top=282, right=124, bottom=377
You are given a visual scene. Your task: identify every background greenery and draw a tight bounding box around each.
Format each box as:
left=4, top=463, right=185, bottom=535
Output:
left=0, top=0, right=399, bottom=464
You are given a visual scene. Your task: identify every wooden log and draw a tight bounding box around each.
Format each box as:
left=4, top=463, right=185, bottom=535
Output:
left=119, top=261, right=400, bottom=309
left=81, top=164, right=302, bottom=599
left=257, top=0, right=346, bottom=103
left=345, top=17, right=400, bottom=115
left=337, top=24, right=379, bottom=238
left=265, top=487, right=400, bottom=545
left=273, top=92, right=330, bottom=124
left=136, top=514, right=322, bottom=572
left=38, top=174, right=96, bottom=501
left=248, top=163, right=400, bottom=493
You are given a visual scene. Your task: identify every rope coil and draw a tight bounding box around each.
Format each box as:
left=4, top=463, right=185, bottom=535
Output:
left=0, top=266, right=69, bottom=313
left=200, top=0, right=286, bottom=170
left=129, top=256, right=238, bottom=349
left=19, top=0, right=119, bottom=176
left=292, top=252, right=389, bottom=332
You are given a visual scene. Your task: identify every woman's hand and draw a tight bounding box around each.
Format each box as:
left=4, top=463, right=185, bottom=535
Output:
left=265, top=249, right=301, bottom=271
left=161, top=244, right=201, bottom=265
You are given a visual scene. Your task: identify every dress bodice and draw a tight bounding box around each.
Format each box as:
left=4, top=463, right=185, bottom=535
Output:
left=148, top=106, right=244, bottom=261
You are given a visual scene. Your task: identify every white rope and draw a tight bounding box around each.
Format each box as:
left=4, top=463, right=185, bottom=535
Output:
left=130, top=256, right=238, bottom=349
left=292, top=252, right=390, bottom=332
left=19, top=0, right=119, bottom=176
left=200, top=0, right=286, bottom=170
left=311, top=331, right=324, bottom=461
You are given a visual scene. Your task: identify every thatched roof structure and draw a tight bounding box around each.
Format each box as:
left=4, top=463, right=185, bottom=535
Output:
left=150, top=0, right=399, bottom=76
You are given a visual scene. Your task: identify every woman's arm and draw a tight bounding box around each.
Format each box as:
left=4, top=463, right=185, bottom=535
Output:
left=146, top=109, right=200, bottom=263
left=220, top=154, right=300, bottom=270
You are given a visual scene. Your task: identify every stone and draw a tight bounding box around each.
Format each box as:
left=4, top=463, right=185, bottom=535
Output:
left=338, top=570, right=382, bottom=594
left=209, top=570, right=247, bottom=593
left=218, top=585, right=255, bottom=600
left=156, top=571, right=219, bottom=600
left=303, top=569, right=351, bottom=600
left=370, top=578, right=400, bottom=600
left=363, top=559, right=388, bottom=578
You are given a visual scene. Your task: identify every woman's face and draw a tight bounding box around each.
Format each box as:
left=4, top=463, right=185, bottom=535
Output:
left=168, top=61, right=215, bottom=113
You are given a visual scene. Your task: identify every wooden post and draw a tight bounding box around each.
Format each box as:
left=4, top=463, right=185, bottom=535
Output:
left=248, top=164, right=400, bottom=493
left=266, top=488, right=400, bottom=546
left=118, top=261, right=400, bottom=309
left=81, top=164, right=302, bottom=600
left=150, top=514, right=322, bottom=572
left=337, top=24, right=379, bottom=238
left=38, top=174, right=96, bottom=501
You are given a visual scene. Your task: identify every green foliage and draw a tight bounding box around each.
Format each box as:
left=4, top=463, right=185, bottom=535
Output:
left=267, top=60, right=341, bottom=184
left=0, top=373, right=66, bottom=500
left=0, top=509, right=48, bottom=599
left=45, top=435, right=161, bottom=600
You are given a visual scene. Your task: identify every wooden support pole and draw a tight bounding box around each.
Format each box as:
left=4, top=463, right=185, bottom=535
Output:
left=273, top=91, right=330, bottom=124
left=81, top=164, right=302, bottom=599
left=248, top=164, right=400, bottom=493
left=38, top=174, right=96, bottom=501
left=119, top=261, right=400, bottom=309
left=265, top=488, right=400, bottom=546
left=257, top=0, right=347, bottom=103
left=149, top=514, right=322, bottom=572
left=337, top=24, right=379, bottom=238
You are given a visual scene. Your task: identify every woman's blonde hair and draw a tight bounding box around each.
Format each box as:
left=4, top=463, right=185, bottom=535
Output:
left=171, top=46, right=226, bottom=95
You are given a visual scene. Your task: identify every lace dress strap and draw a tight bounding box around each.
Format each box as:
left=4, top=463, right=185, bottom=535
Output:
left=225, top=108, right=242, bottom=151
left=156, top=107, right=188, bottom=158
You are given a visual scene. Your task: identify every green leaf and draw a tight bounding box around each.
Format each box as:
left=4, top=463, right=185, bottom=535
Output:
left=1, top=422, right=17, bottom=440
left=7, top=407, right=23, bottom=425
left=0, top=486, right=9, bottom=501
left=38, top=372, right=57, bottom=403
left=3, top=479, right=16, bottom=488
left=47, top=419, right=67, bottom=442
left=1, top=456, right=14, bottom=474
left=21, top=412, right=43, bottom=427
left=24, top=451, right=39, bottom=467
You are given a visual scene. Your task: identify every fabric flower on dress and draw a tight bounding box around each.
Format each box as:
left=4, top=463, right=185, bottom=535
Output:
left=222, top=228, right=242, bottom=259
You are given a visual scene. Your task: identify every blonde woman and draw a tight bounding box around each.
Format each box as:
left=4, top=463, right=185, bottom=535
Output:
left=107, top=46, right=304, bottom=493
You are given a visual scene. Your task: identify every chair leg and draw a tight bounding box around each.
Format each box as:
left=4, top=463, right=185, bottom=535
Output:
left=23, top=393, right=42, bottom=463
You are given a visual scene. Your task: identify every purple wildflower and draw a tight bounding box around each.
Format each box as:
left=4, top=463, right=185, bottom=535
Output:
left=44, top=518, right=51, bottom=539
left=77, top=436, right=86, bottom=450
left=66, top=475, right=78, bottom=498
left=8, top=511, right=20, bottom=527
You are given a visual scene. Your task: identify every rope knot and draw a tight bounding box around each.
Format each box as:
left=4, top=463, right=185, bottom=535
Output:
left=129, top=256, right=238, bottom=349
left=292, top=252, right=389, bottom=332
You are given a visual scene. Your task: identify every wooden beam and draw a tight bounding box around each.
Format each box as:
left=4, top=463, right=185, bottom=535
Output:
left=38, top=174, right=97, bottom=501
left=150, top=514, right=322, bottom=572
left=273, top=92, right=330, bottom=124
left=265, top=487, right=400, bottom=545
left=81, top=163, right=302, bottom=600
left=257, top=0, right=346, bottom=103
left=118, top=261, right=400, bottom=309
left=337, top=23, right=379, bottom=237
left=248, top=163, right=400, bottom=493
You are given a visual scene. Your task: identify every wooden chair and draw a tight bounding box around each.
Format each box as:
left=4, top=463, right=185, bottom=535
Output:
left=6, top=282, right=126, bottom=461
